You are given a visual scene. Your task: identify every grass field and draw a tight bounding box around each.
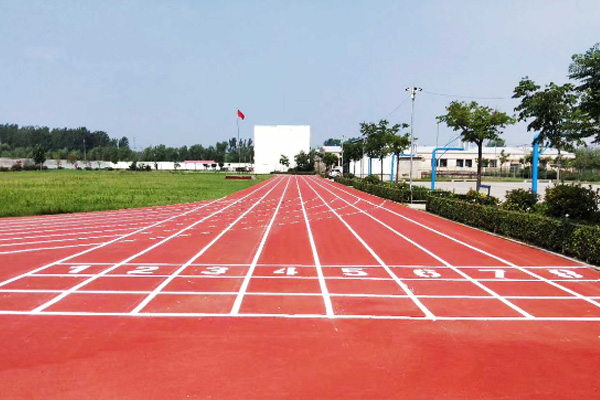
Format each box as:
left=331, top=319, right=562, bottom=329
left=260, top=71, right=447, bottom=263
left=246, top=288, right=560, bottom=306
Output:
left=0, top=170, right=269, bottom=218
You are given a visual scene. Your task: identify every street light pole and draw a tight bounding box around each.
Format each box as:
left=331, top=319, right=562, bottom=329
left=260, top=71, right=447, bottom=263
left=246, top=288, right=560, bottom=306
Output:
left=340, top=135, right=345, bottom=176
left=405, top=87, right=422, bottom=203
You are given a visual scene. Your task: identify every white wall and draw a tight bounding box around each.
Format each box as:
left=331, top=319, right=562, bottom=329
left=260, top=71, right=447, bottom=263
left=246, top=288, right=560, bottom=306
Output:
left=253, top=125, right=310, bottom=174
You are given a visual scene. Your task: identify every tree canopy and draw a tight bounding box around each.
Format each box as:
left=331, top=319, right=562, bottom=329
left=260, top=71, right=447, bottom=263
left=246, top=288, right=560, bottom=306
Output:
left=569, top=43, right=600, bottom=140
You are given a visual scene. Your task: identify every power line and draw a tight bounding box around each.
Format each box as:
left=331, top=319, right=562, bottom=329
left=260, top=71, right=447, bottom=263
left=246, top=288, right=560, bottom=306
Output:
left=382, top=95, right=411, bottom=119
left=421, top=90, right=511, bottom=100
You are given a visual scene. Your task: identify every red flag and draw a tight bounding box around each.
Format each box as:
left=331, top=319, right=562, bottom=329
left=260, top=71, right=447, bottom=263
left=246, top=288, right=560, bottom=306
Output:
left=237, top=109, right=245, bottom=120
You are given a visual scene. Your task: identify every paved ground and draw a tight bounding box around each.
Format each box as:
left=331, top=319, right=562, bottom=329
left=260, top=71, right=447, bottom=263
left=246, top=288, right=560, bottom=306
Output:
left=415, top=180, right=600, bottom=200
left=1, top=175, right=599, bottom=399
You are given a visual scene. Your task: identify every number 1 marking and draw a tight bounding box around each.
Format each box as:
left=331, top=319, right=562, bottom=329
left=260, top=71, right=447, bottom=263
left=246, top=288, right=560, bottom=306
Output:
left=478, top=269, right=506, bottom=279
left=68, top=265, right=91, bottom=274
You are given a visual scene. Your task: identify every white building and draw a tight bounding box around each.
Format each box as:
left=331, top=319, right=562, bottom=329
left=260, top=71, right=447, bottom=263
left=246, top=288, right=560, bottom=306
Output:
left=348, top=144, right=574, bottom=181
left=253, top=125, right=310, bottom=174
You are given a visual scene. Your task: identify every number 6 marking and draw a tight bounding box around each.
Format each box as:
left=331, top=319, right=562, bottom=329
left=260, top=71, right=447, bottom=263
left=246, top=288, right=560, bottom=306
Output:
left=413, top=269, right=441, bottom=278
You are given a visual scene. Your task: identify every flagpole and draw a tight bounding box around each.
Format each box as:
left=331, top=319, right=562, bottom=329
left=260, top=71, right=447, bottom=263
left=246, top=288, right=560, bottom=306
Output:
left=237, top=116, right=241, bottom=170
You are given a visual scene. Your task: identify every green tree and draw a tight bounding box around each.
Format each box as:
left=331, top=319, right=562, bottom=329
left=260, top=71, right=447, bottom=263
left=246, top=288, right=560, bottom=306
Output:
left=498, top=149, right=510, bottom=177
left=361, top=120, right=401, bottom=181
left=513, top=77, right=584, bottom=182
left=323, top=138, right=341, bottom=146
left=569, top=43, right=600, bottom=141
left=387, top=125, right=410, bottom=183
left=438, top=101, right=515, bottom=190
left=486, top=138, right=506, bottom=147
left=342, top=140, right=363, bottom=176
left=321, top=152, right=339, bottom=171
left=294, top=151, right=313, bottom=172
left=279, top=154, right=290, bottom=168
left=32, top=144, right=46, bottom=170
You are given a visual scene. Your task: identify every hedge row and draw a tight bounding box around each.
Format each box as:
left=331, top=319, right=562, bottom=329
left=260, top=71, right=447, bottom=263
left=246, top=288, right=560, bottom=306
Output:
left=426, top=196, right=600, bottom=266
left=334, top=177, right=430, bottom=202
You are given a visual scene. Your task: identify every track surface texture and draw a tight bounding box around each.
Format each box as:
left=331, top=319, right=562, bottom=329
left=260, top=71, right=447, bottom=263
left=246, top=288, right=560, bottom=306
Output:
left=1, top=175, right=599, bottom=399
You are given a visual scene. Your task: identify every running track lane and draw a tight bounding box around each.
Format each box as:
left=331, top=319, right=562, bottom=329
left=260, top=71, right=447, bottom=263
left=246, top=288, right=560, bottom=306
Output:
left=1, top=175, right=600, bottom=399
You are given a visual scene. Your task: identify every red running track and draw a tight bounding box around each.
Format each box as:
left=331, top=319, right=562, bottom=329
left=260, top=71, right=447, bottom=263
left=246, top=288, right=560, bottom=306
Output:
left=0, top=175, right=599, bottom=399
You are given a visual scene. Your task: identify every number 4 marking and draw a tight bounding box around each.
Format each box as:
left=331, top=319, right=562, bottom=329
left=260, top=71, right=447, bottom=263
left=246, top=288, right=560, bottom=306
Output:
left=478, top=269, right=506, bottom=279
left=274, top=267, right=297, bottom=276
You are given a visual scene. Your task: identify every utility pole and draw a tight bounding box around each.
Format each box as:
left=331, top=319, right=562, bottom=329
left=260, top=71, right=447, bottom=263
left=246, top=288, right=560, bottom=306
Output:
left=405, top=86, right=422, bottom=202
left=340, top=135, right=345, bottom=176
left=83, top=138, right=87, bottom=163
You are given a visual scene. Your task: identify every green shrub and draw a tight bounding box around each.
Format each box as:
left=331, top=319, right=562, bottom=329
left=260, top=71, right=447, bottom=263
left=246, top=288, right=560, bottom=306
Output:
left=334, top=176, right=430, bottom=202
left=566, top=225, right=600, bottom=265
left=464, top=188, right=500, bottom=207
left=544, top=183, right=599, bottom=221
left=363, top=175, right=380, bottom=185
left=503, top=188, right=539, bottom=212
left=426, top=196, right=576, bottom=254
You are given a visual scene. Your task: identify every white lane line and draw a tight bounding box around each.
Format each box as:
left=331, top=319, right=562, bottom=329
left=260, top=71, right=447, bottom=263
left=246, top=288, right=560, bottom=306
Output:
left=0, top=197, right=225, bottom=288
left=319, top=177, right=600, bottom=310
left=308, top=176, right=534, bottom=319
left=0, top=309, right=600, bottom=321
left=31, top=177, right=282, bottom=313
left=131, top=176, right=285, bottom=314
left=295, top=176, right=334, bottom=317
left=301, top=176, right=437, bottom=320
left=0, top=243, right=104, bottom=255
left=0, top=221, right=154, bottom=238
left=230, top=177, right=292, bottom=314
left=0, top=234, right=120, bottom=248
left=0, top=227, right=137, bottom=242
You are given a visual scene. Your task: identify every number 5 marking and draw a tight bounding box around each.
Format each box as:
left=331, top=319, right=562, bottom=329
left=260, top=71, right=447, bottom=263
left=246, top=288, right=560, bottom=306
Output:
left=342, top=268, right=368, bottom=277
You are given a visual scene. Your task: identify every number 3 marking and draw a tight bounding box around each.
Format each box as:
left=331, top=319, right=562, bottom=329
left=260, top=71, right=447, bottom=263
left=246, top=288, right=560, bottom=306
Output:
left=201, top=267, right=229, bottom=275
left=548, top=269, right=583, bottom=279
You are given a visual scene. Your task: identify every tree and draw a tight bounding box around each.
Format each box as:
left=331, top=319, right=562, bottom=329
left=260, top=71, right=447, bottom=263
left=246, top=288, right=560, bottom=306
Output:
left=486, top=138, right=506, bottom=147
left=513, top=77, right=584, bottom=181
left=323, top=138, right=341, bottom=146
left=387, top=126, right=410, bottom=183
left=438, top=101, right=515, bottom=190
left=294, top=150, right=313, bottom=172
left=32, top=144, right=46, bottom=170
left=342, top=141, right=363, bottom=175
left=569, top=43, right=600, bottom=141
left=361, top=120, right=401, bottom=181
left=498, top=149, right=510, bottom=177
left=279, top=155, right=290, bottom=168
left=321, top=153, right=339, bottom=171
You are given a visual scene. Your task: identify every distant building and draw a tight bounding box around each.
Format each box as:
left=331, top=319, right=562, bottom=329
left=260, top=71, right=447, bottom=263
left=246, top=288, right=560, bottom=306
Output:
left=348, top=144, right=575, bottom=180
left=253, top=125, right=310, bottom=174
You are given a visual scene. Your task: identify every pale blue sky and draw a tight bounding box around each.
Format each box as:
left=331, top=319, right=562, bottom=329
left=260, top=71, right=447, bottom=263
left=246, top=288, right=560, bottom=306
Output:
left=1, top=1, right=599, bottom=149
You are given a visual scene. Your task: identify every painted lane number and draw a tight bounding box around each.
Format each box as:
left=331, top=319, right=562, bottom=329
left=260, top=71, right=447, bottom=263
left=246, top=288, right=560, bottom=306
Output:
left=342, top=268, right=368, bottom=277
left=478, top=269, right=506, bottom=279
left=548, top=269, right=583, bottom=279
left=201, top=267, right=229, bottom=275
left=68, top=265, right=92, bottom=274
left=127, top=266, right=159, bottom=275
left=413, top=269, right=441, bottom=278
left=274, top=267, right=297, bottom=276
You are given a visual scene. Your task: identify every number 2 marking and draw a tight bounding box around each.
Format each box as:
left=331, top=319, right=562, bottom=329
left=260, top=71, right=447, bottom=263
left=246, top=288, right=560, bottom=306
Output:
left=127, top=266, right=159, bottom=275
left=274, top=267, right=297, bottom=276
left=342, top=268, right=367, bottom=277
left=68, top=265, right=91, bottom=274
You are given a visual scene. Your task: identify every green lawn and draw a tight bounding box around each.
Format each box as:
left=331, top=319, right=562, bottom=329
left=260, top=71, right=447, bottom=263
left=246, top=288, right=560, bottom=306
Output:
left=0, top=170, right=269, bottom=218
